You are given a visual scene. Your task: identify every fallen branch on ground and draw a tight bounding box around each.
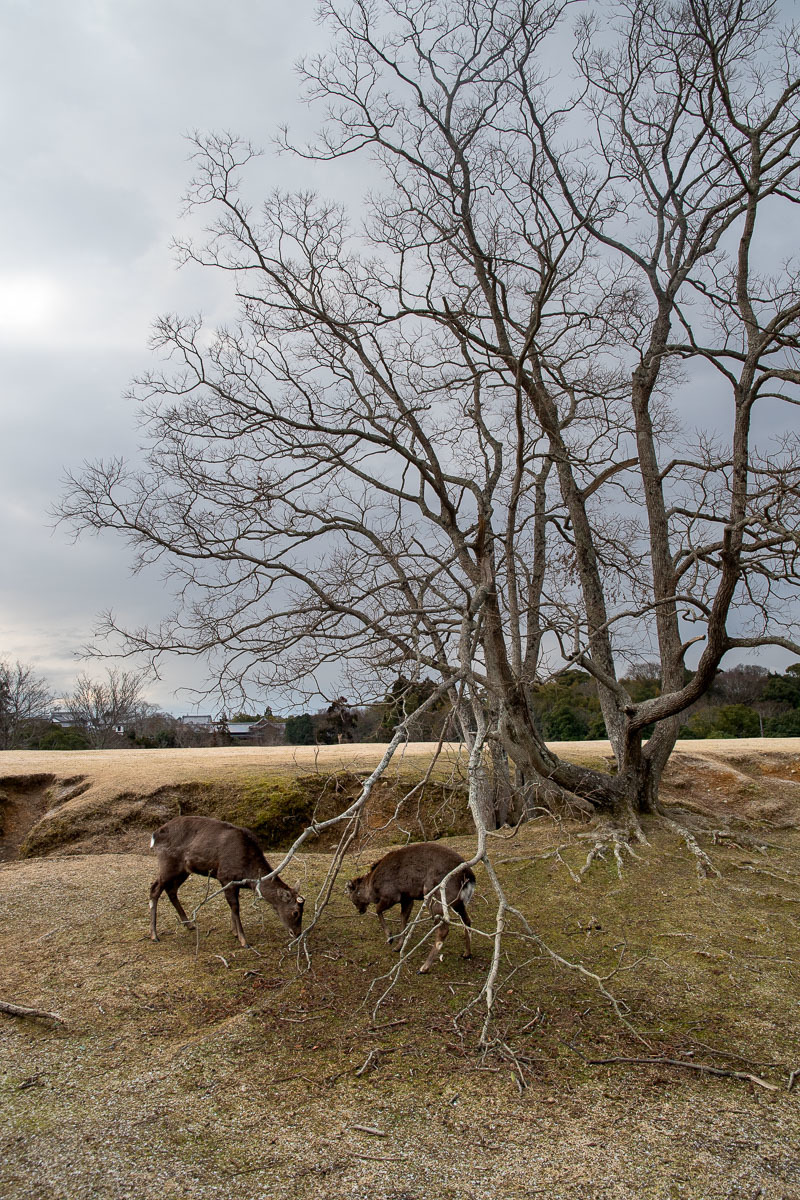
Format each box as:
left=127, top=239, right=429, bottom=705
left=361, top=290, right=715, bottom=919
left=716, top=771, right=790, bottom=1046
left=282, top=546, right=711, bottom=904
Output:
left=589, top=1054, right=779, bottom=1090
left=0, top=999, right=65, bottom=1024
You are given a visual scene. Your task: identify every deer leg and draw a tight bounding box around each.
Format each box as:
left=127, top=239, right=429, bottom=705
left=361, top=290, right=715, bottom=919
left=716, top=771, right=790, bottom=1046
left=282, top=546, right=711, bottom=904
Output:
left=224, top=885, right=249, bottom=948
left=164, top=873, right=195, bottom=930
left=395, top=896, right=414, bottom=948
left=454, top=899, right=472, bottom=959
left=374, top=900, right=395, bottom=945
left=419, top=920, right=449, bottom=974
left=149, top=878, right=164, bottom=941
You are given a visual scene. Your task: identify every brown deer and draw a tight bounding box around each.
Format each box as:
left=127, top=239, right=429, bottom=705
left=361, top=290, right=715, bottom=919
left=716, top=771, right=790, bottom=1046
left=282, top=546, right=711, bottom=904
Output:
left=149, top=816, right=304, bottom=947
left=346, top=842, right=475, bottom=973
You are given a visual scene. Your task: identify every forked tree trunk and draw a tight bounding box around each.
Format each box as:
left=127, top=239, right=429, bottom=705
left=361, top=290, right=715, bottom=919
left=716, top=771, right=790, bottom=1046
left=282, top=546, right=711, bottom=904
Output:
left=497, top=694, right=677, bottom=822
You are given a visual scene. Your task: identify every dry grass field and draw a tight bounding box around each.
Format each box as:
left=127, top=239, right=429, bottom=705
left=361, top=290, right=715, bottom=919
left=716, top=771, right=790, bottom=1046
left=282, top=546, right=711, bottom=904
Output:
left=1, top=740, right=800, bottom=1198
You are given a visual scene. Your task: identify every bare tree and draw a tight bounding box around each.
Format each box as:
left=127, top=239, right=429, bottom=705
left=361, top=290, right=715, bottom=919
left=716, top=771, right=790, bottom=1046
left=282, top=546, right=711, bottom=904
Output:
left=67, top=668, right=150, bottom=749
left=713, top=665, right=769, bottom=707
left=0, top=658, right=53, bottom=750
left=59, top=0, right=800, bottom=837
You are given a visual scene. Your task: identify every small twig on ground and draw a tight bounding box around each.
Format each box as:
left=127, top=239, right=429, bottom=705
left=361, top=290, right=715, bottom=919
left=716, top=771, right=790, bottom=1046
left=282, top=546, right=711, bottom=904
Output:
left=519, top=1009, right=543, bottom=1033
left=17, top=1074, right=44, bottom=1090
left=274, top=1011, right=330, bottom=1024
left=589, top=1055, right=779, bottom=1090
left=351, top=1124, right=387, bottom=1137
left=323, top=1067, right=352, bottom=1086
left=355, top=1045, right=406, bottom=1077
left=490, top=1039, right=528, bottom=1093
left=226, top=1160, right=279, bottom=1176
left=354, top=1049, right=382, bottom=1077
left=788, top=1068, right=800, bottom=1092
left=350, top=1153, right=408, bottom=1162
left=683, top=1037, right=786, bottom=1068
left=498, top=843, right=581, bottom=884
left=731, top=863, right=798, bottom=885
left=0, top=999, right=65, bottom=1024
left=369, top=1018, right=408, bottom=1032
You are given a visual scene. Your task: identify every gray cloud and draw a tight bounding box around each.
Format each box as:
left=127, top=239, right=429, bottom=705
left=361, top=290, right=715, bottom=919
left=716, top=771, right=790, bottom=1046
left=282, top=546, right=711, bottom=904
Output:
left=2, top=1, right=798, bottom=716
left=1, top=0, right=325, bottom=712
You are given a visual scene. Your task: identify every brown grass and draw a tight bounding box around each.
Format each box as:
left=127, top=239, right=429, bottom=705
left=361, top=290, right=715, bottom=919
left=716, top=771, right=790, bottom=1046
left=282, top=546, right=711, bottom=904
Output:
left=1, top=740, right=800, bottom=1198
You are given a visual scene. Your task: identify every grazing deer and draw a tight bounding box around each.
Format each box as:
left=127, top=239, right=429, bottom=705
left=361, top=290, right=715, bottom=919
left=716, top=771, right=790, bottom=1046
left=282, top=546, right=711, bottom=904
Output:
left=149, top=815, right=304, bottom=947
left=346, top=842, right=475, bottom=973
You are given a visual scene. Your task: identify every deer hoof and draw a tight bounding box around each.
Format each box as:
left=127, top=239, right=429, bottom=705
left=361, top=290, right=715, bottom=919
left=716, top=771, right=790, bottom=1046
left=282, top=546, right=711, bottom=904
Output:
left=182, top=921, right=197, bottom=931
left=418, top=964, right=430, bottom=975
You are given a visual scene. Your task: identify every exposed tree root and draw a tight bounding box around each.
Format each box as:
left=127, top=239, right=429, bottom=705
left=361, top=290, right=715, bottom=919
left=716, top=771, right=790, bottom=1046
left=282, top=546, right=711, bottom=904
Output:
left=566, top=800, right=771, bottom=882
left=656, top=813, right=721, bottom=879
left=709, top=828, right=780, bottom=852
left=577, top=816, right=649, bottom=878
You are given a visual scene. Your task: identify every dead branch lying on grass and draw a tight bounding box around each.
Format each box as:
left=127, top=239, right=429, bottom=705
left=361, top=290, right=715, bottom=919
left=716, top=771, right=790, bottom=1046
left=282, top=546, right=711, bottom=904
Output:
left=0, top=999, right=65, bottom=1024
left=683, top=1036, right=788, bottom=1069
left=369, top=1017, right=408, bottom=1032
left=588, top=1054, right=780, bottom=1091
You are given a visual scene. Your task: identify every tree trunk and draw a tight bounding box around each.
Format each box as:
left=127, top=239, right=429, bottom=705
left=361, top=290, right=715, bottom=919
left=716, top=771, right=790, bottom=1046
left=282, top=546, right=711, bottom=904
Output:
left=488, top=737, right=517, bottom=827
left=497, top=690, right=680, bottom=821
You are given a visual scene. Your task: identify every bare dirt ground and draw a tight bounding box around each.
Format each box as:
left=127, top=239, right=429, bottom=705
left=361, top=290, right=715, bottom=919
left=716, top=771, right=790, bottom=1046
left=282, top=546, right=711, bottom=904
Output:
left=1, top=740, right=800, bottom=1198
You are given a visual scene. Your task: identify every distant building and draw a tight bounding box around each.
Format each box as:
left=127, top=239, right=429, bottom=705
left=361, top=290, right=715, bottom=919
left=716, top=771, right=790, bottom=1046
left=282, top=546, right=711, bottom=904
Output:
left=177, top=714, right=285, bottom=745
left=229, top=717, right=285, bottom=745
left=50, top=706, right=83, bottom=728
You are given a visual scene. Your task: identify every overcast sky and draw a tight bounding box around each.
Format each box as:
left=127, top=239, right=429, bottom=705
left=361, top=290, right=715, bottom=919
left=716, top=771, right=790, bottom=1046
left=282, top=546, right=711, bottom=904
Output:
left=2, top=1, right=798, bottom=717
left=0, top=0, right=355, bottom=713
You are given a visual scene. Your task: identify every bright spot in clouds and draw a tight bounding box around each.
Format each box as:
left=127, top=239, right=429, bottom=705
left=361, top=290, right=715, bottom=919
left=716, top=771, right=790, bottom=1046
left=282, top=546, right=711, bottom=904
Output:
left=0, top=274, right=62, bottom=342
